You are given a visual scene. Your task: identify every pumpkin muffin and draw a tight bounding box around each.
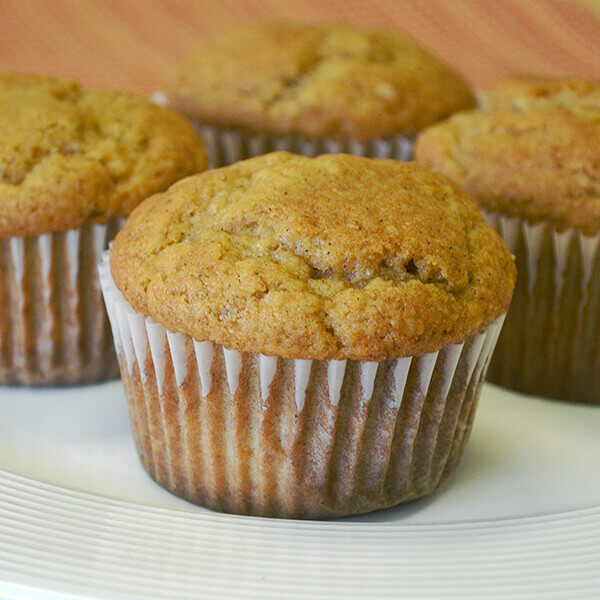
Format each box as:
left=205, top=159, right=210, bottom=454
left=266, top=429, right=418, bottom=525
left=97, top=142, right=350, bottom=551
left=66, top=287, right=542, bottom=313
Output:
left=0, top=71, right=208, bottom=385
left=163, top=21, right=475, bottom=166
left=415, top=76, right=600, bottom=403
left=101, top=152, right=514, bottom=518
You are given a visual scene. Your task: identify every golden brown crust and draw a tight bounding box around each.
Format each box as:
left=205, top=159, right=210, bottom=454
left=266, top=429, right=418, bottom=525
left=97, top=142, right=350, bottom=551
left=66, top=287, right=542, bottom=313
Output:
left=484, top=75, right=600, bottom=115
left=415, top=77, right=600, bottom=235
left=0, top=71, right=209, bottom=238
left=111, top=152, right=514, bottom=360
left=166, top=21, right=475, bottom=141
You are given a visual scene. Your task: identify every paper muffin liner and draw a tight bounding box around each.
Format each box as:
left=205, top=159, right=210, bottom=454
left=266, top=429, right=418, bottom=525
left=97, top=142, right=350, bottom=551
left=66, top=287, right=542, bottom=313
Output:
left=0, top=219, right=124, bottom=385
left=151, top=93, right=414, bottom=168
left=100, top=251, right=504, bottom=518
left=484, top=211, right=600, bottom=404
left=195, top=122, right=414, bottom=168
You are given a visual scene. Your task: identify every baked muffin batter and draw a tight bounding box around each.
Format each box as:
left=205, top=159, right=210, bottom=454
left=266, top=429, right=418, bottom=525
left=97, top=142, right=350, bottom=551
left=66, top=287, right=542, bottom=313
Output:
left=0, top=71, right=208, bottom=237
left=416, top=77, right=600, bottom=234
left=166, top=22, right=475, bottom=141
left=112, top=152, right=514, bottom=360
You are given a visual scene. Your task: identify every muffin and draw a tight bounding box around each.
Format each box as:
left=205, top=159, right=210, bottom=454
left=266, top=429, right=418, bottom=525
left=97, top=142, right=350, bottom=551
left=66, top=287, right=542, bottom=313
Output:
left=484, top=75, right=600, bottom=114
left=163, top=21, right=475, bottom=166
left=100, top=152, right=515, bottom=519
left=415, top=76, right=600, bottom=403
left=0, top=71, right=208, bottom=385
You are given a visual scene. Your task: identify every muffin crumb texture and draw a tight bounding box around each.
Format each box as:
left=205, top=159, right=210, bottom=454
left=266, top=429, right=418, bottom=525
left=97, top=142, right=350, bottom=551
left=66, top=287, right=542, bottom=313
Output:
left=167, top=21, right=475, bottom=140
left=415, top=76, right=600, bottom=235
left=111, top=153, right=514, bottom=360
left=0, top=71, right=208, bottom=237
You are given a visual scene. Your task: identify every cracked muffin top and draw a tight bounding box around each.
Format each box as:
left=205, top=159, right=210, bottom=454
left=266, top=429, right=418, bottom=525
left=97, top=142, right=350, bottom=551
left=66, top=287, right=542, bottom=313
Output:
left=111, top=152, right=514, bottom=360
left=165, top=21, right=475, bottom=141
left=0, top=71, right=209, bottom=238
left=415, top=76, right=600, bottom=235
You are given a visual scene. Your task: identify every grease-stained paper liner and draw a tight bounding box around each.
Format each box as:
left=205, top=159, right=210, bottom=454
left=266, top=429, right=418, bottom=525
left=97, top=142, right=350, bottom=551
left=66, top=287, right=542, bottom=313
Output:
left=0, top=219, right=123, bottom=385
left=152, top=93, right=414, bottom=168
left=100, top=251, right=504, bottom=518
left=485, top=211, right=600, bottom=404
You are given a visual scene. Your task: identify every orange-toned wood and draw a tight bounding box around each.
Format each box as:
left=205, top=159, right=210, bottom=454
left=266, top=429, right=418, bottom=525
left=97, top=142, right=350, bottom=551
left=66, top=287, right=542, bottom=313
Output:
left=0, top=0, right=599, bottom=94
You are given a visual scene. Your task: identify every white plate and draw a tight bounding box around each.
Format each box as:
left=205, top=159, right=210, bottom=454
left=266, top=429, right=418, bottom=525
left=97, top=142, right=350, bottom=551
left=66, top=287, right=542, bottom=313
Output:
left=0, top=381, right=599, bottom=599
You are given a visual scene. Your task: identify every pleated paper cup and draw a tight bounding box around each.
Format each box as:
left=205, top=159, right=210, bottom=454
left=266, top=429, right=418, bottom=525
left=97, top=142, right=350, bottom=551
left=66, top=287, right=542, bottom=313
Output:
left=100, top=251, right=504, bottom=519
left=195, top=122, right=414, bottom=168
left=485, top=211, right=600, bottom=404
left=0, top=219, right=123, bottom=385
left=152, top=93, right=414, bottom=168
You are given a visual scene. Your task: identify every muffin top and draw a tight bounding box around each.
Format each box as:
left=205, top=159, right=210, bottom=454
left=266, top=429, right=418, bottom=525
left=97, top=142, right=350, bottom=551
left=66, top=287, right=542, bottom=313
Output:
left=415, top=76, right=600, bottom=235
left=166, top=21, right=475, bottom=141
left=0, top=71, right=209, bottom=238
left=484, top=75, right=600, bottom=115
left=111, top=152, right=514, bottom=361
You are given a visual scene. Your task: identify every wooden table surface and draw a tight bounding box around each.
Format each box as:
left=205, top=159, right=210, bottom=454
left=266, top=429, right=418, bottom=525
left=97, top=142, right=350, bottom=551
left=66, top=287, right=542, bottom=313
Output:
left=1, top=0, right=600, bottom=95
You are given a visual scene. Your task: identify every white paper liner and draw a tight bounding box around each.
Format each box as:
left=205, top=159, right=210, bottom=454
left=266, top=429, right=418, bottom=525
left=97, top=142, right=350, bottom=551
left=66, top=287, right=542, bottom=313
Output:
left=0, top=219, right=124, bottom=385
left=151, top=92, right=414, bottom=168
left=484, top=211, right=600, bottom=403
left=196, top=123, right=414, bottom=168
left=100, top=251, right=504, bottom=518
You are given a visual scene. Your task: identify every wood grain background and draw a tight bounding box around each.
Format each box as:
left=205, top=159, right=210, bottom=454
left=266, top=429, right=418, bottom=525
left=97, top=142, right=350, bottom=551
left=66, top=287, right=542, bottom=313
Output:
left=1, top=0, right=600, bottom=94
